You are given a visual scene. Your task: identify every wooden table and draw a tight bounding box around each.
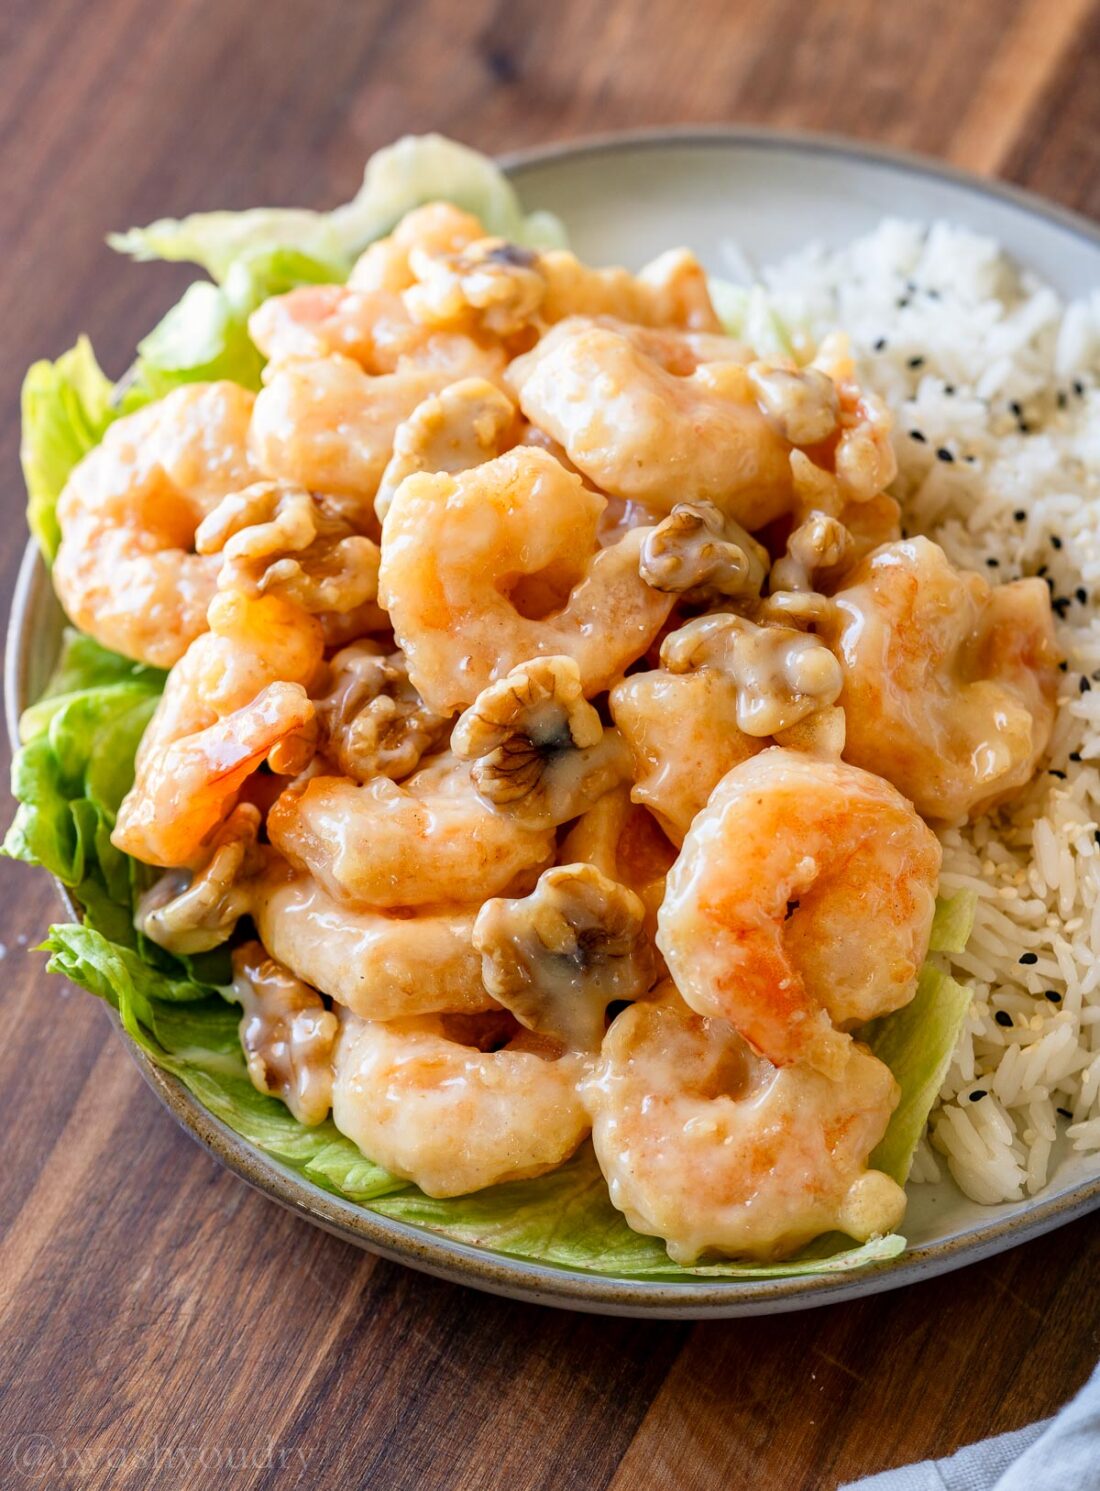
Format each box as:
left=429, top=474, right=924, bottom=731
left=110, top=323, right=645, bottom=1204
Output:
left=2, top=2, right=1099, bottom=1486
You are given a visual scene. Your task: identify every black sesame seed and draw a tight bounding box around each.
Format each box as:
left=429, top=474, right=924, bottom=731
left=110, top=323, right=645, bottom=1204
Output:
left=1057, top=391, right=1068, bottom=409
left=1095, top=829, right=1100, bottom=845
left=1059, top=660, right=1069, bottom=672
left=1045, top=990, right=1063, bottom=1003
left=928, top=288, right=941, bottom=300
left=944, top=383, right=956, bottom=394
left=1045, top=576, right=1056, bottom=592
left=936, top=447, right=955, bottom=463
left=1009, top=400, right=1023, bottom=416
left=964, top=454, right=977, bottom=464
left=1073, top=379, right=1085, bottom=396
left=1053, top=597, right=1071, bottom=616
left=873, top=337, right=887, bottom=352
left=1018, top=421, right=1032, bottom=434
left=1049, top=768, right=1067, bottom=779
left=1051, top=535, right=1063, bottom=550
left=1038, top=565, right=1049, bottom=576
left=1070, top=751, right=1082, bottom=762
left=986, top=557, right=1000, bottom=568
left=909, top=429, right=927, bottom=443
left=968, top=1090, right=988, bottom=1103
left=1057, top=1107, right=1074, bottom=1120
left=1081, top=676, right=1092, bottom=693
left=897, top=297, right=910, bottom=309
left=908, top=356, right=925, bottom=369
left=1019, top=951, right=1039, bottom=965
left=995, top=1010, right=1013, bottom=1027
left=1077, top=588, right=1088, bottom=604
left=1014, top=510, right=1027, bottom=522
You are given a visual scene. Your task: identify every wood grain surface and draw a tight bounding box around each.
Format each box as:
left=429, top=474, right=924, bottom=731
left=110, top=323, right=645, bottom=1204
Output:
left=2, top=2, right=1099, bottom=1487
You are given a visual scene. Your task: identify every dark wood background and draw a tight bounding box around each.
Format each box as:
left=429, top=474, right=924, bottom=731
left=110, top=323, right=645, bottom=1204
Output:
left=2, top=2, right=1099, bottom=1487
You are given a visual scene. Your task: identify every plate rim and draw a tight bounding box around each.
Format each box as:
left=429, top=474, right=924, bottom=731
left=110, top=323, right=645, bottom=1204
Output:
left=9, top=126, right=1100, bottom=1317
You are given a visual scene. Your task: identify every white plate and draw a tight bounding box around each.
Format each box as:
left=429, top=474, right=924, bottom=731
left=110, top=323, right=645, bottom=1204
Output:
left=10, top=128, right=1100, bottom=1316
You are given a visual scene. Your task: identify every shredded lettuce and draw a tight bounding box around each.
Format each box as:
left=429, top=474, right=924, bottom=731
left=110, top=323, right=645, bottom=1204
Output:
left=108, top=134, right=566, bottom=282
left=929, top=887, right=978, bottom=954
left=20, top=338, right=119, bottom=561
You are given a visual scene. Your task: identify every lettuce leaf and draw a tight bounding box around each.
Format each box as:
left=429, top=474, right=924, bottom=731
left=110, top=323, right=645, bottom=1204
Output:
left=20, top=338, right=119, bottom=561
left=929, top=888, right=978, bottom=954
left=108, top=135, right=566, bottom=282
left=864, top=964, right=972, bottom=1184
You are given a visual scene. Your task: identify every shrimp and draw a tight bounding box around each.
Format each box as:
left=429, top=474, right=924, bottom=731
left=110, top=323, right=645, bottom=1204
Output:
left=53, top=381, right=258, bottom=666
left=583, top=989, right=905, bottom=1262
left=112, top=589, right=324, bottom=867
left=559, top=785, right=678, bottom=933
left=817, top=538, right=1061, bottom=822
left=266, top=752, right=555, bottom=909
left=507, top=319, right=795, bottom=526
left=657, top=748, right=942, bottom=1078
left=252, top=867, right=496, bottom=1020
left=379, top=445, right=675, bottom=713
left=609, top=669, right=762, bottom=844
left=248, top=284, right=507, bottom=384
left=331, top=1008, right=590, bottom=1196
left=248, top=355, right=469, bottom=517
left=374, top=376, right=518, bottom=524
left=346, top=202, right=487, bottom=293
left=404, top=239, right=721, bottom=340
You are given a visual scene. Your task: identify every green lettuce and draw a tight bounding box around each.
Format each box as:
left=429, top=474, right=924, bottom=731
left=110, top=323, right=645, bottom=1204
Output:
left=929, top=887, right=978, bottom=954
left=108, top=134, right=566, bottom=282
left=20, top=338, right=119, bottom=561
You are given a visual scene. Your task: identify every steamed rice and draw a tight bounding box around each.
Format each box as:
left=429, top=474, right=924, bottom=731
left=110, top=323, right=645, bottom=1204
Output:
left=744, top=220, right=1100, bottom=1204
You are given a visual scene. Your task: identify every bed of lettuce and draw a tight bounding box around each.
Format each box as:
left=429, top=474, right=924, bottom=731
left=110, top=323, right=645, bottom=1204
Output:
left=3, top=136, right=977, bottom=1281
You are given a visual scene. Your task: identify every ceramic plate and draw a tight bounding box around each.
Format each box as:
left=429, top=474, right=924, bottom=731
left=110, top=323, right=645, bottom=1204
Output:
left=8, top=128, right=1100, bottom=1317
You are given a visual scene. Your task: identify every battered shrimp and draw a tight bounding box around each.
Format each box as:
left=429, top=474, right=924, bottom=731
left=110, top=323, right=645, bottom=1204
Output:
left=248, top=284, right=507, bottom=384
left=507, top=319, right=795, bottom=525
left=559, top=786, right=677, bottom=932
left=583, top=990, right=905, bottom=1262
left=249, top=355, right=467, bottom=514
left=252, top=868, right=496, bottom=1020
left=609, top=668, right=762, bottom=845
left=657, top=749, right=941, bottom=1078
left=54, top=382, right=257, bottom=666
left=346, top=202, right=487, bottom=293
left=405, top=239, right=721, bottom=340
left=331, top=1009, right=590, bottom=1195
left=112, top=590, right=323, bottom=867
left=379, top=445, right=674, bottom=713
left=266, top=752, right=555, bottom=909
left=374, top=377, right=517, bottom=524
left=817, top=538, right=1061, bottom=822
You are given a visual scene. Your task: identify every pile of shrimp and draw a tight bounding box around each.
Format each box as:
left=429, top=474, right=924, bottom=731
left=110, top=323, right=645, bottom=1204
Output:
left=57, top=201, right=1061, bottom=1263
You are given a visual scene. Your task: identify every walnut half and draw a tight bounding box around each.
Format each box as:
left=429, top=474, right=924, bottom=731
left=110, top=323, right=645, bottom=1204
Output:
left=474, top=862, right=656, bottom=1051
left=452, top=656, right=630, bottom=829
left=639, top=501, right=769, bottom=603
left=314, top=642, right=451, bottom=783
left=135, top=803, right=262, bottom=955
left=232, top=942, right=338, bottom=1127
left=661, top=612, right=842, bottom=737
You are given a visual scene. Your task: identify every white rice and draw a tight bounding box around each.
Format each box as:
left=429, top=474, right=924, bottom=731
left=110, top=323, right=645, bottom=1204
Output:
left=754, top=219, right=1100, bottom=1203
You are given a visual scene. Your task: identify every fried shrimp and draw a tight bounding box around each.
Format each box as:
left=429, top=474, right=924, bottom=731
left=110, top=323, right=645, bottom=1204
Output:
left=818, top=538, right=1061, bottom=822
left=379, top=445, right=674, bottom=713
left=112, top=589, right=324, bottom=867
left=249, top=355, right=464, bottom=513
left=559, top=786, right=678, bottom=932
left=657, top=749, right=941, bottom=1077
left=266, top=752, right=555, bottom=909
left=583, top=990, right=905, bottom=1262
left=609, top=668, right=762, bottom=845
left=346, top=202, right=487, bottom=293
left=252, top=868, right=496, bottom=1020
left=507, top=319, right=796, bottom=525
left=54, top=381, right=258, bottom=666
left=331, top=1009, right=590, bottom=1195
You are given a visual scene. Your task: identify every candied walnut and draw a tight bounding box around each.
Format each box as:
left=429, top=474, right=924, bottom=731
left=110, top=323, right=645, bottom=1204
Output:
left=452, top=656, right=630, bottom=828
left=314, top=642, right=451, bottom=783
left=639, top=501, right=769, bottom=602
left=375, top=377, right=517, bottom=524
left=196, top=481, right=381, bottom=619
left=135, top=804, right=263, bottom=955
left=233, top=941, right=338, bottom=1126
left=747, top=363, right=840, bottom=446
left=770, top=510, right=854, bottom=595
left=474, top=863, right=656, bottom=1050
left=405, top=237, right=546, bottom=339
left=661, top=612, right=842, bottom=737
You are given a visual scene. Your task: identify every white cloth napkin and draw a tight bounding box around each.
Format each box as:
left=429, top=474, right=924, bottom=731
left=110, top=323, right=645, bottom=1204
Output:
left=840, top=1361, right=1100, bottom=1490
